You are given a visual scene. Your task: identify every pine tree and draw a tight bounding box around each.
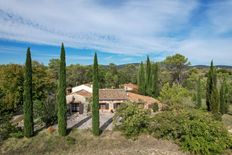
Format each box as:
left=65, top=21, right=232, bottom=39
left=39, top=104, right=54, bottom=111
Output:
left=23, top=48, right=34, bottom=137
left=196, top=77, right=202, bottom=108
left=138, top=62, right=145, bottom=95
left=145, top=56, right=151, bottom=95
left=220, top=80, right=225, bottom=114
left=57, top=43, right=67, bottom=136
left=152, top=63, right=159, bottom=97
left=92, top=53, right=100, bottom=136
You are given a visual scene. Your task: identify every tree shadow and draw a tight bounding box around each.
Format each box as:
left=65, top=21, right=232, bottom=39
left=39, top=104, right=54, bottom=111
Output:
left=66, top=116, right=92, bottom=135
left=69, top=115, right=92, bottom=129
left=33, top=125, right=47, bottom=136
left=100, top=117, right=113, bottom=135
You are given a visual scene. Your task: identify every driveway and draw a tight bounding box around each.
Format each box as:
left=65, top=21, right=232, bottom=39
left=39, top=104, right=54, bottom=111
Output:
left=66, top=112, right=114, bottom=131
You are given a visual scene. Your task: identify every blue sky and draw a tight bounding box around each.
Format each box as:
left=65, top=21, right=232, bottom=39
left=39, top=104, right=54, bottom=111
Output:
left=0, top=0, right=232, bottom=65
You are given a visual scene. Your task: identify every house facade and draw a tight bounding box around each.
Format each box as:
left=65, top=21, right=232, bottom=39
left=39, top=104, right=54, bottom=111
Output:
left=66, top=85, right=127, bottom=114
left=99, top=89, right=127, bottom=112
left=66, top=83, right=160, bottom=114
left=66, top=90, right=91, bottom=114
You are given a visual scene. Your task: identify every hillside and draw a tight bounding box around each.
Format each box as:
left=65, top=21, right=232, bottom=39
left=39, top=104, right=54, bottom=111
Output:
left=1, top=130, right=187, bottom=155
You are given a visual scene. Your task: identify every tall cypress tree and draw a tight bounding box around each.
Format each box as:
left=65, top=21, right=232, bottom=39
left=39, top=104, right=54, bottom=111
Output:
left=224, top=82, right=229, bottom=114
left=145, top=56, right=151, bottom=95
left=220, top=80, right=225, bottom=114
left=206, top=61, right=219, bottom=114
left=196, top=77, right=202, bottom=108
left=92, top=53, right=100, bottom=136
left=210, top=62, right=219, bottom=115
left=206, top=61, right=214, bottom=111
left=152, top=63, right=159, bottom=97
left=57, top=43, right=67, bottom=136
left=138, top=62, right=146, bottom=95
left=23, top=48, right=34, bottom=137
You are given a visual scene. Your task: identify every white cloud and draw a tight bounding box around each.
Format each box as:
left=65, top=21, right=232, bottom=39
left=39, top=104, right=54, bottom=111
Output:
left=179, top=38, right=232, bottom=65
left=0, top=0, right=197, bottom=54
left=0, top=0, right=232, bottom=64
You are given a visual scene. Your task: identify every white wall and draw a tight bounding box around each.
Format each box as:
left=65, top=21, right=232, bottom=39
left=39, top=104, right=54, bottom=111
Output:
left=72, top=84, right=92, bottom=93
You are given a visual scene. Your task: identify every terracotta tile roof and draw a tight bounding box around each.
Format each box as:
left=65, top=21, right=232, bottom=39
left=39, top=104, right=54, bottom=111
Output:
left=127, top=92, right=160, bottom=105
left=99, top=89, right=128, bottom=100
left=123, top=83, right=138, bottom=89
left=75, top=90, right=92, bottom=97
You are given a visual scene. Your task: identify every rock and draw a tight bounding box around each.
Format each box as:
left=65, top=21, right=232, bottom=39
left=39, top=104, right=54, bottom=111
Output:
left=47, top=126, right=56, bottom=133
left=228, top=129, right=232, bottom=134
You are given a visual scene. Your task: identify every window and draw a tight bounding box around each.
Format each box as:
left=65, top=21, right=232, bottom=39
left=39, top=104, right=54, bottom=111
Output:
left=100, top=103, right=109, bottom=110
left=113, top=103, right=120, bottom=109
left=72, top=104, right=79, bottom=112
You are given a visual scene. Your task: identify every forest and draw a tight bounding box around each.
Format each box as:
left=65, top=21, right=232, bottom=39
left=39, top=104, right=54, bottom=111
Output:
left=1, top=53, right=232, bottom=114
left=0, top=50, right=232, bottom=154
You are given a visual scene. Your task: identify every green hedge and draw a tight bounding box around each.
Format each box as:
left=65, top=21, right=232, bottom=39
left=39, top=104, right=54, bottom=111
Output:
left=115, top=104, right=232, bottom=154
left=149, top=109, right=232, bottom=155
left=114, top=103, right=150, bottom=137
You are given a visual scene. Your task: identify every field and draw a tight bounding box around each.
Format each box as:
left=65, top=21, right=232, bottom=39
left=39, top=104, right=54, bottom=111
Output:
left=0, top=129, right=188, bottom=155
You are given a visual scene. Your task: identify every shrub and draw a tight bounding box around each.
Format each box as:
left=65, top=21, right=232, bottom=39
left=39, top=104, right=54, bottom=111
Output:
left=114, top=102, right=150, bottom=137
left=66, top=136, right=76, bottom=145
left=0, top=113, right=15, bottom=141
left=152, top=104, right=159, bottom=112
left=9, top=129, right=24, bottom=139
left=149, top=109, right=232, bottom=155
left=159, top=83, right=189, bottom=109
left=34, top=99, right=57, bottom=127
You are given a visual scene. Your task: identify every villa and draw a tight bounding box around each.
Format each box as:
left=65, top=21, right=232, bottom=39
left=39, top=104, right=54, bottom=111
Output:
left=66, top=83, right=160, bottom=114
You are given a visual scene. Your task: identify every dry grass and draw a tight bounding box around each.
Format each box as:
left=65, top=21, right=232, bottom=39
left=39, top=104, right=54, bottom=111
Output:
left=0, top=129, right=187, bottom=155
left=222, top=114, right=232, bottom=130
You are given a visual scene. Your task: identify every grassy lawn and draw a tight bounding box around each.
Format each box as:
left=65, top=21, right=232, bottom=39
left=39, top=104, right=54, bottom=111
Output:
left=0, top=129, right=187, bottom=155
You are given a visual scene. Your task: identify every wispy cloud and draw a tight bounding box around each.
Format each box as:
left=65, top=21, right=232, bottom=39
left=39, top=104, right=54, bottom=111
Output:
left=0, top=0, right=197, bottom=54
left=0, top=0, right=232, bottom=64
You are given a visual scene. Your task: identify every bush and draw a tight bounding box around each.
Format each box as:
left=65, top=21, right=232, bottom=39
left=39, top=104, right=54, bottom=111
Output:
left=149, top=109, right=232, bottom=155
left=0, top=113, right=14, bottom=141
left=33, top=98, right=57, bottom=127
left=114, top=102, right=150, bottom=137
left=152, top=104, right=159, bottom=112
left=9, top=129, right=23, bottom=138
left=159, top=83, right=189, bottom=109
left=66, top=136, right=76, bottom=145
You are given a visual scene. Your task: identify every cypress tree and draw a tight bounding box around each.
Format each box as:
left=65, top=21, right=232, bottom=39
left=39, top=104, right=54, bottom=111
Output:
left=211, top=86, right=219, bottom=114
left=145, top=56, right=151, bottom=95
left=224, top=82, right=229, bottom=114
left=138, top=62, right=145, bottom=95
left=196, top=77, right=202, bottom=108
left=152, top=63, right=159, bottom=97
left=220, top=79, right=229, bottom=114
left=211, top=63, right=219, bottom=115
left=220, top=80, right=225, bottom=114
left=57, top=43, right=67, bottom=136
left=92, top=53, right=100, bottom=136
left=23, top=48, right=34, bottom=137
left=206, top=61, right=214, bottom=111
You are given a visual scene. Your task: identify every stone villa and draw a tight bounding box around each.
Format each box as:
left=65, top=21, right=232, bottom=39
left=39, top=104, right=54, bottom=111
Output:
left=66, top=83, right=160, bottom=114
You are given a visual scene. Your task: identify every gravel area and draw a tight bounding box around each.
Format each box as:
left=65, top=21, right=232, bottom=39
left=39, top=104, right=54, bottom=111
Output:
left=55, top=112, right=114, bottom=131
